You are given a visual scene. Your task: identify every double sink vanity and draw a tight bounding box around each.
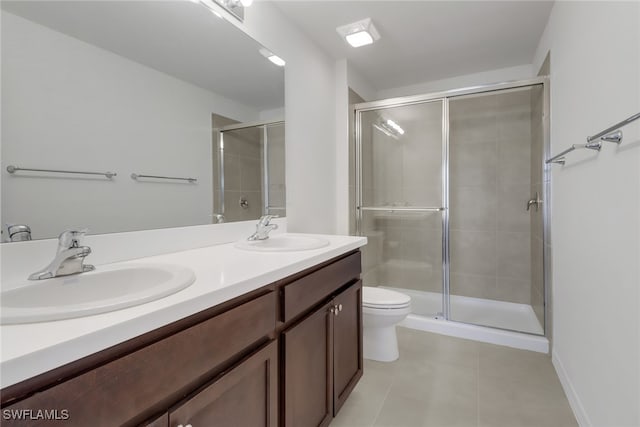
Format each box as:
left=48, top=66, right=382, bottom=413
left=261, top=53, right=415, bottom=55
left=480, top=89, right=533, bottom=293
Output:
left=0, top=232, right=367, bottom=426
left=0, top=1, right=366, bottom=424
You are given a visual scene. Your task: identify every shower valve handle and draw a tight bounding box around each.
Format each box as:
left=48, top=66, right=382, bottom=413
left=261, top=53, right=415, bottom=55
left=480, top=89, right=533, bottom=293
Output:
left=526, top=192, right=542, bottom=212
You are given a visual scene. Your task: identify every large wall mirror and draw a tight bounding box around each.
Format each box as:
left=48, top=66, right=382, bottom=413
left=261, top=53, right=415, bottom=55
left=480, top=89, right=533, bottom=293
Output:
left=1, top=0, right=285, bottom=242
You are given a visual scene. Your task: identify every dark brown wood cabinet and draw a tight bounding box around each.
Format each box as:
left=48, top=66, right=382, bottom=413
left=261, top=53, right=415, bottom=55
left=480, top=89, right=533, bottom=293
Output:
left=169, top=340, right=278, bottom=427
left=282, top=280, right=363, bottom=427
left=143, top=413, right=168, bottom=427
left=1, top=291, right=277, bottom=427
left=1, top=250, right=362, bottom=427
left=283, top=301, right=334, bottom=427
left=332, top=281, right=363, bottom=415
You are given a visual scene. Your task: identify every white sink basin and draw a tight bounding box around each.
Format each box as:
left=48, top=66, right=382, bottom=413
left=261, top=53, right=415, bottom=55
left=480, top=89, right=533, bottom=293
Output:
left=235, top=235, right=330, bottom=252
left=0, top=263, right=195, bottom=324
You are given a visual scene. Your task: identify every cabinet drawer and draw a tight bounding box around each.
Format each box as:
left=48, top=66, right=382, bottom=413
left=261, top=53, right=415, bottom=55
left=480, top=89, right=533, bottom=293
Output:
left=4, top=291, right=276, bottom=427
left=282, top=251, right=361, bottom=323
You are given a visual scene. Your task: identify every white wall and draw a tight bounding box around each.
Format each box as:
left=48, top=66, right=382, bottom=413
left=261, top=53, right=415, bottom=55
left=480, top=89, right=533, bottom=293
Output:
left=377, top=64, right=534, bottom=100
left=533, top=2, right=640, bottom=426
left=258, top=107, right=285, bottom=123
left=240, top=2, right=339, bottom=234
left=347, top=63, right=377, bottom=103
left=336, top=60, right=377, bottom=235
left=335, top=59, right=350, bottom=235
left=1, top=12, right=259, bottom=239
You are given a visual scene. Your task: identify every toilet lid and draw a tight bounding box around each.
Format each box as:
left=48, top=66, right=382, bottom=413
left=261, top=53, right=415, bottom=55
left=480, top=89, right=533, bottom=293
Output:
left=362, top=287, right=411, bottom=308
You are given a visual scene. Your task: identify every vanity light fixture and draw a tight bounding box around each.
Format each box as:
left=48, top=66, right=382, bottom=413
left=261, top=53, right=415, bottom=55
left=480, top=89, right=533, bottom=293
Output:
left=192, top=0, right=225, bottom=19
left=209, top=8, right=223, bottom=18
left=210, top=0, right=251, bottom=22
left=193, top=0, right=253, bottom=22
left=336, top=18, right=380, bottom=48
left=259, top=48, right=286, bottom=67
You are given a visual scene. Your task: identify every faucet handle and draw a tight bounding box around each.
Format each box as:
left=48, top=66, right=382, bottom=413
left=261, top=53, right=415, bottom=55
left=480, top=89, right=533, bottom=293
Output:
left=58, top=229, right=89, bottom=250
left=258, top=215, right=279, bottom=225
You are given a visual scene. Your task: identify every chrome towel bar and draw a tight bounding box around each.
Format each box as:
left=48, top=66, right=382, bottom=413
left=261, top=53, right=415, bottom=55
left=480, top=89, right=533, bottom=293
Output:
left=547, top=112, right=640, bottom=165
left=6, top=165, right=116, bottom=179
left=546, top=142, right=601, bottom=165
left=131, top=173, right=197, bottom=183
left=358, top=206, right=445, bottom=212
left=587, top=112, right=640, bottom=143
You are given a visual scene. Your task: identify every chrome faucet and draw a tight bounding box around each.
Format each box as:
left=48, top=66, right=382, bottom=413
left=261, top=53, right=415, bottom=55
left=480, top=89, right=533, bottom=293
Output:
left=247, top=215, right=278, bottom=241
left=29, top=229, right=95, bottom=280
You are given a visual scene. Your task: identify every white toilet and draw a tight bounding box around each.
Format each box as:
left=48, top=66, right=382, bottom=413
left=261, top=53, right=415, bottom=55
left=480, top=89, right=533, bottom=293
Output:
left=362, top=286, right=412, bottom=362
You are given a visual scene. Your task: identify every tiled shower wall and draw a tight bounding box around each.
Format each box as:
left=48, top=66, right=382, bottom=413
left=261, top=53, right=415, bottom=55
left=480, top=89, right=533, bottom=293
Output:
left=212, top=114, right=264, bottom=222
left=266, top=124, right=286, bottom=217
left=348, top=89, right=364, bottom=236
left=530, top=88, right=545, bottom=325
left=449, top=89, right=533, bottom=304
left=358, top=101, right=443, bottom=293
left=355, top=88, right=544, bottom=309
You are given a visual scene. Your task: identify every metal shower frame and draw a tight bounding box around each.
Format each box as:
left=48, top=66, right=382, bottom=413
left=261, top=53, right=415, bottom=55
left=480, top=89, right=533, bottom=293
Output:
left=353, top=76, right=550, bottom=336
left=217, top=120, right=285, bottom=219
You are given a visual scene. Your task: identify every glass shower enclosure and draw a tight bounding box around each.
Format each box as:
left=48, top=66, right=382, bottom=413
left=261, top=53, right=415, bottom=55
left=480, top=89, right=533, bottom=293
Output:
left=354, top=78, right=548, bottom=336
left=214, top=121, right=285, bottom=223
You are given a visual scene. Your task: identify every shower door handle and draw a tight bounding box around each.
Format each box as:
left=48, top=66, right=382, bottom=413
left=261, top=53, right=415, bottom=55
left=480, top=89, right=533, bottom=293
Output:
left=526, top=192, right=542, bottom=212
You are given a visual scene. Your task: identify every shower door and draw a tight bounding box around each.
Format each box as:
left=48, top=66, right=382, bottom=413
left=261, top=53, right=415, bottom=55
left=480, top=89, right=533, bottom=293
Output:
left=263, top=122, right=286, bottom=216
left=216, top=121, right=285, bottom=222
left=354, top=79, right=548, bottom=337
left=356, top=100, right=447, bottom=319
left=448, top=85, right=545, bottom=334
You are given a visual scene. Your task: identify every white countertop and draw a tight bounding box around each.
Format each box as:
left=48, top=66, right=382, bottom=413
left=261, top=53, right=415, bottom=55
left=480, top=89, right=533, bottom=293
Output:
left=0, top=233, right=366, bottom=389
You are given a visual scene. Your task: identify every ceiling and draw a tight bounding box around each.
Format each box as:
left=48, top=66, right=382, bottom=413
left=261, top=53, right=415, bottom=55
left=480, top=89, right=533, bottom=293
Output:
left=274, top=1, right=553, bottom=91
left=1, top=1, right=285, bottom=111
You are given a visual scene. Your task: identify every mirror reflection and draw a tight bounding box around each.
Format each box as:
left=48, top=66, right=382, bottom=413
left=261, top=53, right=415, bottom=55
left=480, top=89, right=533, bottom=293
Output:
left=1, top=0, right=285, bottom=241
left=213, top=119, right=285, bottom=223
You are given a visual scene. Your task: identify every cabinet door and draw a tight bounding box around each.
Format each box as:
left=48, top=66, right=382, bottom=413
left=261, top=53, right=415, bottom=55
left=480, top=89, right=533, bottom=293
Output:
left=283, top=302, right=333, bottom=427
left=169, top=340, right=278, bottom=427
left=333, top=280, right=363, bottom=415
left=142, top=413, right=168, bottom=427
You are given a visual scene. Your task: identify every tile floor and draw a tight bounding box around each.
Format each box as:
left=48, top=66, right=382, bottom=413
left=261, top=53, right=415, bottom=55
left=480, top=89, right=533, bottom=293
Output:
left=332, top=327, right=577, bottom=427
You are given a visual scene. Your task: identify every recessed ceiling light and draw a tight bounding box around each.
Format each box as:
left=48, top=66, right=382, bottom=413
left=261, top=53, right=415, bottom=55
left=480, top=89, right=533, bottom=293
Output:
left=259, top=48, right=286, bottom=67
left=346, top=31, right=373, bottom=48
left=336, top=18, right=380, bottom=48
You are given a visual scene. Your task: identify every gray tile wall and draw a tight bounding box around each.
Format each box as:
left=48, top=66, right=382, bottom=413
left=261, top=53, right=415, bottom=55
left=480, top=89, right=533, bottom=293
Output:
left=219, top=126, right=264, bottom=222
left=449, top=89, right=534, bottom=304
left=349, top=89, right=365, bottom=236
left=354, top=88, right=546, bottom=313
left=530, top=85, right=545, bottom=328
left=266, top=123, right=286, bottom=214
left=358, top=101, right=444, bottom=294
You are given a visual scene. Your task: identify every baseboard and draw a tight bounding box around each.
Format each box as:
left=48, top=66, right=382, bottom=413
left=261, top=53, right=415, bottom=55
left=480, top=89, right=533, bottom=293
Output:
left=552, top=350, right=591, bottom=427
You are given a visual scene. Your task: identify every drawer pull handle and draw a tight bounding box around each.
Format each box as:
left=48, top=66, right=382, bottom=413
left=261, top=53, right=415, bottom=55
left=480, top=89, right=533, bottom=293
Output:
left=329, top=304, right=343, bottom=316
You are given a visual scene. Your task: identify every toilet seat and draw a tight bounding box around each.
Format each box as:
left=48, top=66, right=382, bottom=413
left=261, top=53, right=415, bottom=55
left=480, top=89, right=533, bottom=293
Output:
left=362, top=287, right=411, bottom=309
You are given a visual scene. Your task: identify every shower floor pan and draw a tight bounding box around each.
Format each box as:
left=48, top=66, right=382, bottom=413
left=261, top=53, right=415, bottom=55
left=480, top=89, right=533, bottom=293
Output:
left=382, top=287, right=548, bottom=353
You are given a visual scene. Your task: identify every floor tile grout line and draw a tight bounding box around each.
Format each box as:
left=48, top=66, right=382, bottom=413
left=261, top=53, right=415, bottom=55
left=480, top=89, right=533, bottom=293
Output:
left=370, top=370, right=395, bottom=427
left=476, top=348, right=480, bottom=427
